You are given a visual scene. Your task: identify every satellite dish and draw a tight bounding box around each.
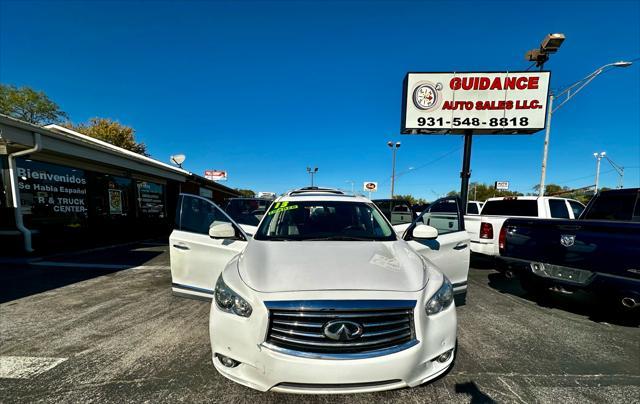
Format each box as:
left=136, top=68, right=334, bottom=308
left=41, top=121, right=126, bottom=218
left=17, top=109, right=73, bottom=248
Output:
left=170, top=154, right=186, bottom=167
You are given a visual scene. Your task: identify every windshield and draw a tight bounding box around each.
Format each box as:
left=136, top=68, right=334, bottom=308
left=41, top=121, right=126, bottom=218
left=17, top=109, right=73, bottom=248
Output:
left=481, top=199, right=538, bottom=217
left=224, top=199, right=269, bottom=226
left=254, top=201, right=395, bottom=241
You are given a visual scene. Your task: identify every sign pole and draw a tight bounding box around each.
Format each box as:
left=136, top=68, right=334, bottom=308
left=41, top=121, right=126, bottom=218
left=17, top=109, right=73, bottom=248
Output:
left=459, top=130, right=473, bottom=214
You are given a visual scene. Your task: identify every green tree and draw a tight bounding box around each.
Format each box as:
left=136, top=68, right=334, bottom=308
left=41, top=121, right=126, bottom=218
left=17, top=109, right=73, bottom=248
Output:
left=0, top=84, right=68, bottom=124
left=235, top=189, right=256, bottom=198
left=393, top=194, right=428, bottom=205
left=64, top=118, right=148, bottom=156
left=447, top=182, right=522, bottom=202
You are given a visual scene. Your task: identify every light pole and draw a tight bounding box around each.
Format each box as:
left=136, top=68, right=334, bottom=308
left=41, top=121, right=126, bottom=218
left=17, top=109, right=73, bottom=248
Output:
left=345, top=180, right=355, bottom=194
left=593, top=152, right=606, bottom=192
left=538, top=60, right=633, bottom=196
left=387, top=141, right=401, bottom=198
left=306, top=167, right=318, bottom=187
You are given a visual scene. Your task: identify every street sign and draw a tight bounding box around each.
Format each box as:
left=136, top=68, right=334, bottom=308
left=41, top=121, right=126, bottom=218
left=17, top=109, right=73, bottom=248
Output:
left=495, top=181, right=510, bottom=190
left=205, top=170, right=228, bottom=181
left=402, top=71, right=550, bottom=135
left=363, top=182, right=378, bottom=192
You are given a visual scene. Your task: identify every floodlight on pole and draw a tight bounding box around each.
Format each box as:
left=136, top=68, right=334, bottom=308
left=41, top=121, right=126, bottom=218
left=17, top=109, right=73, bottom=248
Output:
left=170, top=154, right=186, bottom=168
left=306, top=166, right=318, bottom=186
left=387, top=141, right=401, bottom=199
left=538, top=60, right=633, bottom=196
left=525, top=33, right=565, bottom=69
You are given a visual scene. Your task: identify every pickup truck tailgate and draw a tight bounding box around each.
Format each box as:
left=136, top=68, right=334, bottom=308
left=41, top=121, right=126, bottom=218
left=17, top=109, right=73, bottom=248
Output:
left=502, top=218, right=640, bottom=279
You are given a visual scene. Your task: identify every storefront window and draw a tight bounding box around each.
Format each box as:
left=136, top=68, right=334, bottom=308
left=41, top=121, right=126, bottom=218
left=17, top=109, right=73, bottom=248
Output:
left=137, top=181, right=165, bottom=219
left=16, top=158, right=88, bottom=228
left=89, top=174, right=133, bottom=219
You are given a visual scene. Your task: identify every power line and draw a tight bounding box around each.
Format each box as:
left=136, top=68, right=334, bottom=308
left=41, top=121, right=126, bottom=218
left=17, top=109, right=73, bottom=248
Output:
left=391, top=146, right=462, bottom=182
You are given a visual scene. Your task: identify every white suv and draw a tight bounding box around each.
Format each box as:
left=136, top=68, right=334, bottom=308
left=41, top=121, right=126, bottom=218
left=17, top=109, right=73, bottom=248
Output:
left=169, top=188, right=470, bottom=393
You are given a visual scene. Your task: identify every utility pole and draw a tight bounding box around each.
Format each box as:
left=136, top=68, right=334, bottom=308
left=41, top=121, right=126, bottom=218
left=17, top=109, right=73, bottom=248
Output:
left=387, top=141, right=401, bottom=198
left=306, top=167, right=318, bottom=187
left=593, top=152, right=606, bottom=193
left=604, top=155, right=625, bottom=189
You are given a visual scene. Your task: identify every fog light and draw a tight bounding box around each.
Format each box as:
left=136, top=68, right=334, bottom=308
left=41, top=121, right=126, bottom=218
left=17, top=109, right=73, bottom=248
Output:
left=215, top=353, right=240, bottom=368
left=435, top=349, right=453, bottom=363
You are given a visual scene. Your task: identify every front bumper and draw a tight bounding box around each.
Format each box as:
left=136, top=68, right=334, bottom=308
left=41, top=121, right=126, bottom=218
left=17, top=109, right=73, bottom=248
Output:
left=209, top=282, right=457, bottom=393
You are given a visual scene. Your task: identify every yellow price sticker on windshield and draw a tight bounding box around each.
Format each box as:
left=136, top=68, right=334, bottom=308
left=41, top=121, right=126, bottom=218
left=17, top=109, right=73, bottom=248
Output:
left=268, top=201, right=299, bottom=215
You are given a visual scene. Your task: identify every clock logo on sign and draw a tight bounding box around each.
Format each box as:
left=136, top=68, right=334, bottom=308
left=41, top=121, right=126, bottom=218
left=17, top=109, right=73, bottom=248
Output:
left=413, top=81, right=443, bottom=111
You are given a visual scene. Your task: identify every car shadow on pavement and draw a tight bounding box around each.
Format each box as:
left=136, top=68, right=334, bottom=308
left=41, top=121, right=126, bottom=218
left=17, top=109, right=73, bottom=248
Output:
left=455, top=382, right=497, bottom=403
left=486, top=272, right=640, bottom=328
left=470, top=254, right=498, bottom=270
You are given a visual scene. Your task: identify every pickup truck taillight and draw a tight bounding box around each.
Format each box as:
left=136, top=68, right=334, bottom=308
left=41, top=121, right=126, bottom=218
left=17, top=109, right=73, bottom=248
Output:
left=480, top=222, right=493, bottom=239
left=499, top=226, right=507, bottom=253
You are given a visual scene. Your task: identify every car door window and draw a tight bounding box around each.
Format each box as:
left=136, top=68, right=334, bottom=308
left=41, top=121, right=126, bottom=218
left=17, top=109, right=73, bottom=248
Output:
left=549, top=199, right=570, bottom=219
left=178, top=195, right=233, bottom=235
left=569, top=201, right=585, bottom=218
left=466, top=202, right=479, bottom=215
left=417, top=198, right=460, bottom=235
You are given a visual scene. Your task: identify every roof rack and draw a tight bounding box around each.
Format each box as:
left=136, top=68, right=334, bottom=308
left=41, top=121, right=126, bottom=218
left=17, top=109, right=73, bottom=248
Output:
left=287, top=187, right=345, bottom=196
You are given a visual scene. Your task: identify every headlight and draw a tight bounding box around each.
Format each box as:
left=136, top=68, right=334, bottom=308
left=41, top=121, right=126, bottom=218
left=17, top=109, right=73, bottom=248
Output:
left=425, top=277, right=454, bottom=315
left=214, top=275, right=252, bottom=317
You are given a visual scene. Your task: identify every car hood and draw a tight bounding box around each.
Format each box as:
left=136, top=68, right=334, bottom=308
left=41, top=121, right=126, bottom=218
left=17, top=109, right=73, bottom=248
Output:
left=237, top=240, right=427, bottom=293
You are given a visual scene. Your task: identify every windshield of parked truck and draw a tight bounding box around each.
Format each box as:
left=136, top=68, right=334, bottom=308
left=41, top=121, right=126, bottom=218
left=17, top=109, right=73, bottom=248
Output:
left=254, top=201, right=395, bottom=241
left=481, top=199, right=538, bottom=217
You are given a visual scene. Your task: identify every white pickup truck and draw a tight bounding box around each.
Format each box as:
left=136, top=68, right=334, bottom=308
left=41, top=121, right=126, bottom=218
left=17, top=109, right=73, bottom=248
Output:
left=465, top=196, right=585, bottom=257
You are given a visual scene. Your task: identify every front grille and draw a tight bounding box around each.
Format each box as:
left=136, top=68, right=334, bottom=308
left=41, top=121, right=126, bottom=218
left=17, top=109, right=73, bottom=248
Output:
left=264, top=300, right=416, bottom=355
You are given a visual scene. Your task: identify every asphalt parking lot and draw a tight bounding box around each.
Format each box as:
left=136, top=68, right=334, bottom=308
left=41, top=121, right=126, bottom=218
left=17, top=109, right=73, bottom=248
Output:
left=1, top=242, right=638, bottom=403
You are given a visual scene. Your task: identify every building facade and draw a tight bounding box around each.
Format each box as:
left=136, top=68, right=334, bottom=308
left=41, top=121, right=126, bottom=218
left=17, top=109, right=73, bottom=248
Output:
left=0, top=115, right=239, bottom=254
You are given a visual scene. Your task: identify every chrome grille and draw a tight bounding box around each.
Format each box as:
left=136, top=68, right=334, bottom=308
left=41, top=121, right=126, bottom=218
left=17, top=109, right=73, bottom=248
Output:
left=264, top=300, right=416, bottom=355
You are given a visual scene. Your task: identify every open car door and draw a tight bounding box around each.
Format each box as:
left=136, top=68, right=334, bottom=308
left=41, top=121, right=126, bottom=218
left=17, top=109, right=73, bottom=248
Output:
left=169, top=194, right=249, bottom=299
left=400, top=197, right=470, bottom=303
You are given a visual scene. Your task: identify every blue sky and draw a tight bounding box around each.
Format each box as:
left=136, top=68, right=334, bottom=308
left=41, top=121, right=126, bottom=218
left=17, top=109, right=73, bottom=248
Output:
left=1, top=0, right=638, bottom=199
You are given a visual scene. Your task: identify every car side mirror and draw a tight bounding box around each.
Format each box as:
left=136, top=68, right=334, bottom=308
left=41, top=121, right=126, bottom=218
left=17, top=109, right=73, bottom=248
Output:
left=412, top=224, right=438, bottom=240
left=209, top=222, right=236, bottom=239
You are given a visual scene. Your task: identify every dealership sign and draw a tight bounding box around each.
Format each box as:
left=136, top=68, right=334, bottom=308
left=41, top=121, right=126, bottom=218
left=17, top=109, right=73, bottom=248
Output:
left=363, top=182, right=378, bottom=192
left=402, top=71, right=550, bottom=134
left=495, top=181, right=510, bottom=190
left=205, top=170, right=227, bottom=181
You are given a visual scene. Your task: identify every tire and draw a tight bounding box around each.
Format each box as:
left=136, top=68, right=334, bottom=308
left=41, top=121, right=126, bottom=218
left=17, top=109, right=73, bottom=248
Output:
left=454, top=291, right=467, bottom=307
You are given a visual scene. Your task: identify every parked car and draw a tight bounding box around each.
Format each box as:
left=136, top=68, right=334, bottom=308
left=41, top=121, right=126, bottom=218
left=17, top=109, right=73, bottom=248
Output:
left=466, top=200, right=483, bottom=215
left=499, top=188, right=640, bottom=311
left=223, top=197, right=271, bottom=235
left=169, top=187, right=469, bottom=393
left=465, top=196, right=585, bottom=258
left=373, top=198, right=417, bottom=225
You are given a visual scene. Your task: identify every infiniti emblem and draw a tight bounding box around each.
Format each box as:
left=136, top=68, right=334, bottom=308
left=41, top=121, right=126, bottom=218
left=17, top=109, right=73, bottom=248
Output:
left=323, top=320, right=364, bottom=341
left=560, top=234, right=576, bottom=247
